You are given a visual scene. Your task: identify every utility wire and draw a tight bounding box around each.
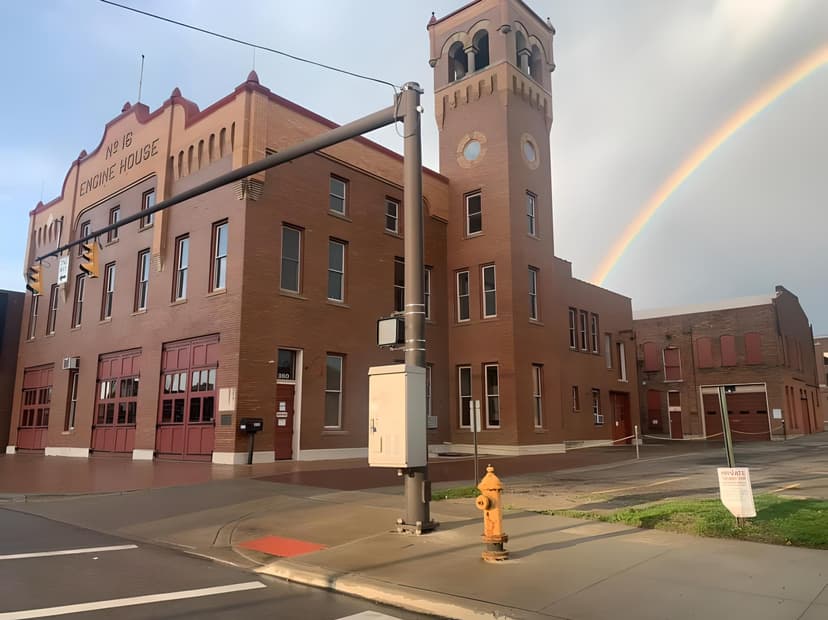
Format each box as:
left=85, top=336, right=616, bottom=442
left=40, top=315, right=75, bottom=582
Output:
left=99, top=0, right=400, bottom=90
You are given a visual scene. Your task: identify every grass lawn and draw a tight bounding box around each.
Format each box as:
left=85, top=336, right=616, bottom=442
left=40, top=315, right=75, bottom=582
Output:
left=541, top=494, right=828, bottom=550
left=432, top=486, right=479, bottom=501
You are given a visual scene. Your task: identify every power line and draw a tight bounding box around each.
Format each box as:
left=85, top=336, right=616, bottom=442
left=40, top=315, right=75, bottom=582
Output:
left=99, top=0, right=399, bottom=90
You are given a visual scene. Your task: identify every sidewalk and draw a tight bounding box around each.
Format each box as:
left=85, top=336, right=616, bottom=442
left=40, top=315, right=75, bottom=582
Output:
left=7, top=474, right=827, bottom=620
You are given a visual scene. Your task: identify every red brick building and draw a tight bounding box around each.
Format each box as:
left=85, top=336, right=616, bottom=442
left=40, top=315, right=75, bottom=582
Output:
left=634, top=286, right=821, bottom=441
left=7, top=0, right=638, bottom=463
left=813, top=337, right=828, bottom=430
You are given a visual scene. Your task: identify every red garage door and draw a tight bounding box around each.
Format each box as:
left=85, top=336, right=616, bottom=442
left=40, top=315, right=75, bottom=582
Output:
left=703, top=390, right=769, bottom=441
left=155, top=335, right=218, bottom=461
left=90, top=349, right=141, bottom=455
left=17, top=366, right=53, bottom=451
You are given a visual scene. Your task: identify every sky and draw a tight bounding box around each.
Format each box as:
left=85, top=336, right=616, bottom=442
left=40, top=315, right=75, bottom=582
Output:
left=1, top=1, right=826, bottom=330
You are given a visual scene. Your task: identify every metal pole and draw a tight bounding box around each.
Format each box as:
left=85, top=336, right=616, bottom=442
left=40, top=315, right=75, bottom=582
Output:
left=782, top=419, right=787, bottom=441
left=472, top=400, right=480, bottom=482
left=634, top=424, right=640, bottom=460
left=718, top=387, right=736, bottom=468
left=246, top=433, right=255, bottom=465
left=399, top=82, right=434, bottom=534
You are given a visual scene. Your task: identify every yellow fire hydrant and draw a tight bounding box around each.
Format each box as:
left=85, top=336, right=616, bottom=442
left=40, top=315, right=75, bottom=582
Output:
left=475, top=464, right=508, bottom=562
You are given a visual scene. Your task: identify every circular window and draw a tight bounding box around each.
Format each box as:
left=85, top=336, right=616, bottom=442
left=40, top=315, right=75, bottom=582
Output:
left=523, top=140, right=536, bottom=162
left=463, top=139, right=482, bottom=161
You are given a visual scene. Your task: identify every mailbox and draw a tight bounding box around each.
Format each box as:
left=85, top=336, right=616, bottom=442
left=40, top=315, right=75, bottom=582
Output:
left=239, top=417, right=263, bottom=433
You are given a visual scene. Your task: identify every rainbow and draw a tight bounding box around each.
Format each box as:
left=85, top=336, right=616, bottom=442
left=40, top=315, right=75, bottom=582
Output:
left=592, top=43, right=828, bottom=286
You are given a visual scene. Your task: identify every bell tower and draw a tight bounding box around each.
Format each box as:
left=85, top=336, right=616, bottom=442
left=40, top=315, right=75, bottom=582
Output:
left=428, top=0, right=560, bottom=447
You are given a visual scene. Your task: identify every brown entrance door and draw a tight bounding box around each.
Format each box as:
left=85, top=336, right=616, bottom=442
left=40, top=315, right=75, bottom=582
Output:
left=610, top=392, right=632, bottom=443
left=669, top=411, right=684, bottom=439
left=274, top=384, right=295, bottom=460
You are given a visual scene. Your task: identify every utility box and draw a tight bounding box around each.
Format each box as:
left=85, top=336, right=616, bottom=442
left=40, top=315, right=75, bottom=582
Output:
left=368, top=364, right=427, bottom=468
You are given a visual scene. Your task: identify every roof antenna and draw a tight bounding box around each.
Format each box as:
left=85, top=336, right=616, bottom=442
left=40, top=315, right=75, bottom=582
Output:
left=137, top=53, right=145, bottom=102
left=252, top=47, right=256, bottom=72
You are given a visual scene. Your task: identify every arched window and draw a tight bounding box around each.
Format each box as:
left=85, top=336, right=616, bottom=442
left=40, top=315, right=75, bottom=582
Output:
left=472, top=30, right=489, bottom=70
left=219, top=128, right=227, bottom=158
left=529, top=45, right=543, bottom=81
left=515, top=31, right=527, bottom=70
left=448, top=41, right=467, bottom=82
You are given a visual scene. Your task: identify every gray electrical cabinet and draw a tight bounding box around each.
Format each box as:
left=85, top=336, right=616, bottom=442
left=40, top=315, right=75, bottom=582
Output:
left=368, top=364, right=427, bottom=468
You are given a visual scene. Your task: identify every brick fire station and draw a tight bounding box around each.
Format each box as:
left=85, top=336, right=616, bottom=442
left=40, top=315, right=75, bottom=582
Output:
left=7, top=0, right=639, bottom=463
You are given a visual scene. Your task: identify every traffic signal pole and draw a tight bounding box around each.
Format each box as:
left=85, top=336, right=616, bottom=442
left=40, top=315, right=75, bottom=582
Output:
left=399, top=82, right=435, bottom=534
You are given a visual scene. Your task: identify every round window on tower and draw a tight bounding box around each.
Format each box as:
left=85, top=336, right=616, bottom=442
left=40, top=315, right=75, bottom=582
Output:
left=456, top=132, right=488, bottom=168
left=520, top=133, right=540, bottom=170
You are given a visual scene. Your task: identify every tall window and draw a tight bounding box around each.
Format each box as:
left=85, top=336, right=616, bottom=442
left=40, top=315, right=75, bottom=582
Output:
left=456, top=271, right=470, bottom=322
left=78, top=221, right=90, bottom=257
left=720, top=335, right=737, bottom=367
left=572, top=386, right=580, bottom=412
left=663, top=347, right=682, bottom=381
left=385, top=199, right=399, bottom=233
left=745, top=332, right=763, bottom=365
left=526, top=192, right=537, bottom=236
left=324, top=354, right=343, bottom=428
left=465, top=192, right=482, bottom=235
left=568, top=308, right=577, bottom=349
left=135, top=250, right=150, bottom=311
left=327, top=239, right=346, bottom=302
left=485, top=364, right=500, bottom=427
left=394, top=257, right=405, bottom=313
left=579, top=310, right=588, bottom=350
left=27, top=293, right=39, bottom=340
left=617, top=341, right=628, bottom=381
left=592, top=389, right=602, bottom=424
left=108, top=206, right=120, bottom=242
left=424, top=267, right=432, bottom=320
left=458, top=366, right=472, bottom=428
left=280, top=226, right=301, bottom=293
left=695, top=337, right=714, bottom=368
left=642, top=342, right=659, bottom=372
left=482, top=264, right=496, bottom=318
left=604, top=334, right=613, bottom=368
left=211, top=220, right=228, bottom=291
left=329, top=176, right=347, bottom=214
left=65, top=370, right=79, bottom=430
left=72, top=274, right=85, bottom=327
left=528, top=267, right=539, bottom=320
left=173, top=235, right=189, bottom=301
left=532, top=364, right=543, bottom=427
left=101, top=262, right=116, bottom=320
left=140, top=189, right=156, bottom=228
left=46, top=284, right=59, bottom=335
left=590, top=314, right=599, bottom=353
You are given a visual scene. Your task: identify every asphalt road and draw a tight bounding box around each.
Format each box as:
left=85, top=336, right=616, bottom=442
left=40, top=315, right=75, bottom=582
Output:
left=0, top=508, right=429, bottom=620
left=497, top=432, right=828, bottom=512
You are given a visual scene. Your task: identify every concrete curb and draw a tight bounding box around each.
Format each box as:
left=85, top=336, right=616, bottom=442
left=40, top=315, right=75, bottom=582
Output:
left=256, top=559, right=552, bottom=620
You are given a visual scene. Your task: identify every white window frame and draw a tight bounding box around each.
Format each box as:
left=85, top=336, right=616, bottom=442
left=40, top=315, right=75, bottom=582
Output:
left=532, top=364, right=543, bottom=428
left=72, top=274, right=85, bottom=328
left=482, top=264, right=497, bottom=318
left=617, top=341, right=628, bottom=382
left=329, top=176, right=347, bottom=215
left=572, top=385, right=580, bottom=412
left=465, top=192, right=482, bottom=236
left=327, top=239, right=346, bottom=302
left=424, top=266, right=432, bottom=320
left=426, top=364, right=435, bottom=428
left=136, top=250, right=150, bottom=311
left=458, top=366, right=472, bottom=428
left=456, top=270, right=470, bottom=322
left=108, top=206, right=120, bottom=242
left=78, top=221, right=90, bottom=257
left=67, top=370, right=79, bottom=430
left=101, top=262, right=116, bottom=320
left=590, top=314, right=599, bottom=354
left=140, top=189, right=155, bottom=228
left=604, top=334, right=613, bottom=368
left=174, top=236, right=189, bottom=301
left=526, top=192, right=536, bottom=236
left=663, top=346, right=683, bottom=382
left=568, top=308, right=577, bottom=349
left=592, top=388, right=602, bottom=424
left=528, top=267, right=538, bottom=320
left=484, top=363, right=500, bottom=428
left=385, top=198, right=399, bottom=233
left=46, top=284, right=58, bottom=335
left=324, top=354, right=344, bottom=428
left=394, top=257, right=405, bottom=313
left=212, top=221, right=228, bottom=292
left=579, top=310, right=588, bottom=351
left=27, top=293, right=39, bottom=340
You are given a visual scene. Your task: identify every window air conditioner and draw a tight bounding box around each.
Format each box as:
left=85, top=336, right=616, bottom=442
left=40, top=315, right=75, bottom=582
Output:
left=594, top=414, right=605, bottom=425
left=62, top=356, right=79, bottom=370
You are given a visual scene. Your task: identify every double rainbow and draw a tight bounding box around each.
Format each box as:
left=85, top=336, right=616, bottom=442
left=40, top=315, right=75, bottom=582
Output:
left=592, top=43, right=828, bottom=286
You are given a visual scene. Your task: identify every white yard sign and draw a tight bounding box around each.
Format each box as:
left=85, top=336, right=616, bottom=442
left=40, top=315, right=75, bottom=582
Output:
left=717, top=467, right=756, bottom=518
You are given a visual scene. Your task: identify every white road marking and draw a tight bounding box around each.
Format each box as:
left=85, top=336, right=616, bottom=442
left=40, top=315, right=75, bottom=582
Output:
left=0, top=544, right=137, bottom=561
left=337, top=613, right=406, bottom=620
left=0, top=581, right=266, bottom=619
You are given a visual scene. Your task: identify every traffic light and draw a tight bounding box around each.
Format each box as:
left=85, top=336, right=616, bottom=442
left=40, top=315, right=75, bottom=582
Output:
left=26, top=264, right=42, bottom=295
left=79, top=240, right=99, bottom=278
